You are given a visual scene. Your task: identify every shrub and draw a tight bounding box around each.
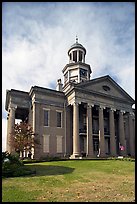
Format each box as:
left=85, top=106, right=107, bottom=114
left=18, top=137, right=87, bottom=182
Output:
left=2, top=151, right=35, bottom=177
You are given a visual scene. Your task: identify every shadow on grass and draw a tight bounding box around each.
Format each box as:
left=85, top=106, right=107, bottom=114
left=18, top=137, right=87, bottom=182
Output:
left=25, top=165, right=75, bottom=177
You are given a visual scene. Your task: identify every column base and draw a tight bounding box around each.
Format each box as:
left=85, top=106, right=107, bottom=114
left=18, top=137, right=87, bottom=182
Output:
left=69, top=154, right=82, bottom=159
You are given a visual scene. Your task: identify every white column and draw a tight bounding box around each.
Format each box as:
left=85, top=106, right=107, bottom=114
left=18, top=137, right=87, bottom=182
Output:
left=99, top=106, right=105, bottom=157
left=129, top=112, right=135, bottom=157
left=86, top=104, right=94, bottom=157
left=78, top=69, right=80, bottom=83
left=82, top=52, right=85, bottom=63
left=77, top=50, right=79, bottom=62
left=72, top=51, right=74, bottom=62
left=119, top=110, right=126, bottom=156
left=69, top=53, right=71, bottom=63
left=6, top=112, right=10, bottom=152
left=64, top=103, right=67, bottom=156
left=109, top=108, right=117, bottom=156
left=70, top=102, right=80, bottom=158
left=32, top=102, right=40, bottom=159
left=7, top=105, right=17, bottom=153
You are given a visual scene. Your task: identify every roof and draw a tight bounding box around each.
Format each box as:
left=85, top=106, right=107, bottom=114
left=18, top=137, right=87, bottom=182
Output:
left=68, top=41, right=86, bottom=54
left=75, top=75, right=135, bottom=104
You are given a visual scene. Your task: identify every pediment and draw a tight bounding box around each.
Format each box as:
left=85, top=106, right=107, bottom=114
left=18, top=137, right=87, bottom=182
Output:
left=76, top=75, right=134, bottom=104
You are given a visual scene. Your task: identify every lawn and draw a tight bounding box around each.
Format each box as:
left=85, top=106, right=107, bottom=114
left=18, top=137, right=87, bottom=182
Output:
left=2, top=159, right=135, bottom=202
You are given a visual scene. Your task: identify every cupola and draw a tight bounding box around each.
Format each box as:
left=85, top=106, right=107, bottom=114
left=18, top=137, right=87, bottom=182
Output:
left=68, top=36, right=86, bottom=63
left=62, top=37, right=92, bottom=90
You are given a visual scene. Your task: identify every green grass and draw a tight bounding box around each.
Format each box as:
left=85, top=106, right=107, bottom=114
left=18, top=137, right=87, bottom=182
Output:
left=2, top=159, right=135, bottom=202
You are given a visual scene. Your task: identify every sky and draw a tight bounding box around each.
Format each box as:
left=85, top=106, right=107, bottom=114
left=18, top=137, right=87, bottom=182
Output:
left=2, top=2, right=135, bottom=151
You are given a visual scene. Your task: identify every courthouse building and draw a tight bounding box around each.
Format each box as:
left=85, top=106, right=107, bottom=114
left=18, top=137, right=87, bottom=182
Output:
left=5, top=38, right=135, bottom=159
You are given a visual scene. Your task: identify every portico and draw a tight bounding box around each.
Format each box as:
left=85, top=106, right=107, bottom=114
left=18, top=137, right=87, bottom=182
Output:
left=69, top=99, right=134, bottom=158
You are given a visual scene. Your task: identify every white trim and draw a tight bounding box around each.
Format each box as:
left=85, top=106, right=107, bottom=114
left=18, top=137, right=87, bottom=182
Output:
left=43, top=108, right=50, bottom=111
left=56, top=110, right=63, bottom=113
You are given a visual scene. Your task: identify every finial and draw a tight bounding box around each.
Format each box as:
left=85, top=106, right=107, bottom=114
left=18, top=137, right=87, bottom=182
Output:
left=76, top=35, right=78, bottom=43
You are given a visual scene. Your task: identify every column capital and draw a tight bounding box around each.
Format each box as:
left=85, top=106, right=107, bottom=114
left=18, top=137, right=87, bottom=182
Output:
left=119, top=110, right=125, bottom=114
left=99, top=105, right=105, bottom=110
left=110, top=107, right=116, bottom=112
left=10, top=105, right=17, bottom=111
left=73, top=101, right=80, bottom=106
left=87, top=103, right=94, bottom=108
left=129, top=111, right=135, bottom=116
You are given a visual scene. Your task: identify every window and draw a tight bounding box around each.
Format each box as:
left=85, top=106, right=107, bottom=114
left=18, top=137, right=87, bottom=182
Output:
left=104, top=118, right=109, bottom=134
left=73, top=51, right=77, bottom=62
left=64, top=72, right=68, bottom=83
left=102, top=85, right=110, bottom=91
left=44, top=109, right=49, bottom=126
left=80, top=68, right=87, bottom=77
left=43, top=135, right=50, bottom=153
left=79, top=51, right=82, bottom=62
left=93, top=118, right=99, bottom=134
left=57, top=111, right=62, bottom=128
left=56, top=136, right=63, bottom=153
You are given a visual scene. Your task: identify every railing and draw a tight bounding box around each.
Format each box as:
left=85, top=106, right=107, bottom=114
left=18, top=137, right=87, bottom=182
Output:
left=93, top=129, right=110, bottom=134
left=79, top=128, right=110, bottom=135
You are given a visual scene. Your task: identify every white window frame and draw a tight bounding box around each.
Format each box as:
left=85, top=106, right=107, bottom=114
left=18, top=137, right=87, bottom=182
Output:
left=56, top=110, right=62, bottom=128
left=43, top=108, right=50, bottom=127
left=43, top=135, right=50, bottom=153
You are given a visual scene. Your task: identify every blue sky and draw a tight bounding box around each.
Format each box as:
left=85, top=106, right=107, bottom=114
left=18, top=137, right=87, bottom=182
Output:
left=2, top=2, right=135, bottom=151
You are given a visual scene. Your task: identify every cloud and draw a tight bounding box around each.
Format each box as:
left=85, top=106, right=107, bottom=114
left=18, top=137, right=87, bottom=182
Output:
left=2, top=2, right=135, bottom=151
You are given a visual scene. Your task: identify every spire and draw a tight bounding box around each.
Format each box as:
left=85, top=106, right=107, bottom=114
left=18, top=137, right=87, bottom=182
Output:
left=76, top=35, right=78, bottom=43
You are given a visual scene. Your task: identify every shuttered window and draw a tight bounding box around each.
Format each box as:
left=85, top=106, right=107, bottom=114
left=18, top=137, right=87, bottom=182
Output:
left=43, top=135, right=50, bottom=153
left=56, top=136, right=63, bottom=153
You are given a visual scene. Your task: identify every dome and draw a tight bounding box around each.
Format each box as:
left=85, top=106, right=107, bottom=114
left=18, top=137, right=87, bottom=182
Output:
left=68, top=37, right=86, bottom=55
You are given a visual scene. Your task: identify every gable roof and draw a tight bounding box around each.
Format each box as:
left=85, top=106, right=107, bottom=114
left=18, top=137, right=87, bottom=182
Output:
left=75, top=75, right=135, bottom=104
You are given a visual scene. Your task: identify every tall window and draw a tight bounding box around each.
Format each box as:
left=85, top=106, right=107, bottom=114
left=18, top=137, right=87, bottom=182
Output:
left=79, top=50, right=82, bottom=62
left=43, top=135, right=50, bottom=153
left=44, top=109, right=49, bottom=126
left=104, top=118, right=109, bottom=134
left=93, top=118, right=99, bottom=134
left=57, top=111, right=62, bottom=128
left=73, top=51, right=77, bottom=62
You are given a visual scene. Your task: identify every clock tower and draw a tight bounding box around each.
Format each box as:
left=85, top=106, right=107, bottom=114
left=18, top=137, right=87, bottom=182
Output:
left=62, top=37, right=92, bottom=92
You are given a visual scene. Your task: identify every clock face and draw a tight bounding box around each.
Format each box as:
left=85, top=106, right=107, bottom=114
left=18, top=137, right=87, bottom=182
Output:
left=80, top=68, right=87, bottom=77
